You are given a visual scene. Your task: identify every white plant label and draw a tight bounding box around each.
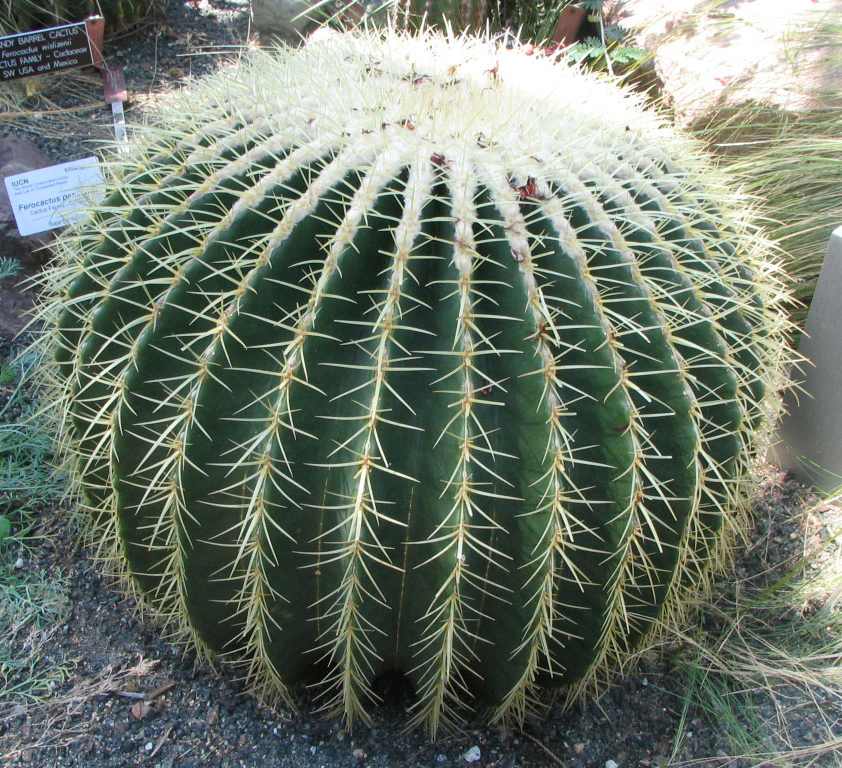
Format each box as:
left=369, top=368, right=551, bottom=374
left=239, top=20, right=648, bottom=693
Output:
left=4, top=156, right=105, bottom=236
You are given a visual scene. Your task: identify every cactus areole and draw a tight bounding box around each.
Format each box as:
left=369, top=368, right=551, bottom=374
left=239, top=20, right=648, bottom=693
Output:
left=40, top=29, right=790, bottom=735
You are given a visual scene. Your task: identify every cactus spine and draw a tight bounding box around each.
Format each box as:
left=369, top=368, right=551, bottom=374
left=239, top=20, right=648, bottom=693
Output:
left=35, top=29, right=792, bottom=736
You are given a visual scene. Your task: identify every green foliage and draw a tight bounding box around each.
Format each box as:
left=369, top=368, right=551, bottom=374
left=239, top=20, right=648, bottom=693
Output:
left=492, top=1, right=580, bottom=42
left=311, top=1, right=649, bottom=78
left=0, top=348, right=71, bottom=708
left=0, top=563, right=71, bottom=702
left=384, top=0, right=489, bottom=31
left=567, top=34, right=646, bottom=68
left=327, top=0, right=638, bottom=55
left=1, top=0, right=161, bottom=32
left=0, top=350, right=63, bottom=536
left=564, top=2, right=647, bottom=74
left=34, top=29, right=792, bottom=736
left=0, top=259, right=20, bottom=282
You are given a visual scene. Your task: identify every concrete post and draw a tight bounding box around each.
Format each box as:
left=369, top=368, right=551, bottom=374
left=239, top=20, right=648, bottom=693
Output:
left=773, top=225, right=842, bottom=491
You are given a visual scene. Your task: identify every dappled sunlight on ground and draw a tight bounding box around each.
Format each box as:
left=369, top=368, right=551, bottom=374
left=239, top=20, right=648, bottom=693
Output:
left=620, top=0, right=842, bottom=123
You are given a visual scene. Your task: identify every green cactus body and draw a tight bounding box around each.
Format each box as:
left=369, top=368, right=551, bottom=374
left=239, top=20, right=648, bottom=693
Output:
left=37, top=30, right=791, bottom=736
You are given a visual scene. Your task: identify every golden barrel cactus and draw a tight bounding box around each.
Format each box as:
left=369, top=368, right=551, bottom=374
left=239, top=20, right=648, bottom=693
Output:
left=34, top=29, right=792, bottom=736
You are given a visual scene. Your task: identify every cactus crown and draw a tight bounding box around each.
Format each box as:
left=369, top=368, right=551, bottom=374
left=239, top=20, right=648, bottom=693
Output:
left=34, top=28, right=792, bottom=737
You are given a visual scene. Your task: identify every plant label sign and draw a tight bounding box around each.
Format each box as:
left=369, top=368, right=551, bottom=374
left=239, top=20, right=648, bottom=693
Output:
left=4, top=157, right=105, bottom=236
left=0, top=21, right=97, bottom=82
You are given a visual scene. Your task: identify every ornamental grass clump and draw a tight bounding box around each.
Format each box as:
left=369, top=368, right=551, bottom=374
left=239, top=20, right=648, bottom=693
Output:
left=32, top=28, right=793, bottom=736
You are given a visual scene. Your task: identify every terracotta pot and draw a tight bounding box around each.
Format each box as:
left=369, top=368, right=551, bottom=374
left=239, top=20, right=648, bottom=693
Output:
left=551, top=6, right=587, bottom=46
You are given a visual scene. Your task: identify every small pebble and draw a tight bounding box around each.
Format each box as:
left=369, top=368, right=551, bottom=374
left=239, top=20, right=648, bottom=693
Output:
left=14, top=557, right=23, bottom=569
left=606, top=761, right=619, bottom=768
left=464, top=745, right=481, bottom=763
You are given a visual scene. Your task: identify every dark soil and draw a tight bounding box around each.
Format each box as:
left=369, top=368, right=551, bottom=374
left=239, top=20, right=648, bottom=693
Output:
left=3, top=541, right=703, bottom=768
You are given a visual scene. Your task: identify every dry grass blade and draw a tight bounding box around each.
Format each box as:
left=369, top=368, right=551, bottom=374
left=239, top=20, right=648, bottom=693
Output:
left=662, top=477, right=842, bottom=768
left=0, top=657, right=159, bottom=762
left=683, top=4, right=842, bottom=325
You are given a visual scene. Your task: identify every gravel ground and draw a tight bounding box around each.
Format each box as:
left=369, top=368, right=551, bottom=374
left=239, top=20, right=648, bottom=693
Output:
left=1, top=4, right=841, bottom=766
left=1, top=540, right=709, bottom=768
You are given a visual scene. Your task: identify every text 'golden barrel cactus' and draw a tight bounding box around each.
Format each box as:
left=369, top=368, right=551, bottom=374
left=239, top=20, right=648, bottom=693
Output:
left=35, top=28, right=792, bottom=737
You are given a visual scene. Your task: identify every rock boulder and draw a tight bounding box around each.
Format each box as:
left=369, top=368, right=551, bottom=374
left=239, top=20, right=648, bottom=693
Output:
left=0, top=136, right=53, bottom=269
left=251, top=0, right=320, bottom=43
